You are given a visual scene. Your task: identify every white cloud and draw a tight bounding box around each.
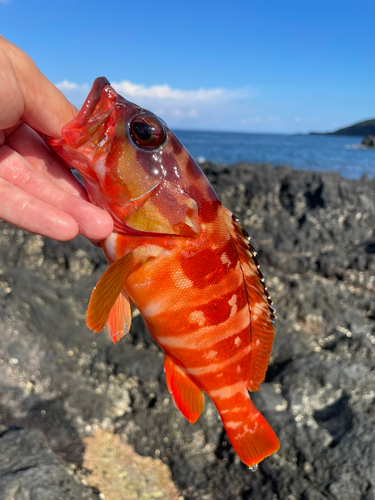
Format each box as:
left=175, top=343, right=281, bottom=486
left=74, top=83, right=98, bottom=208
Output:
left=111, top=80, right=249, bottom=103
left=56, top=80, right=89, bottom=91
left=56, top=79, right=253, bottom=129
left=56, top=79, right=250, bottom=105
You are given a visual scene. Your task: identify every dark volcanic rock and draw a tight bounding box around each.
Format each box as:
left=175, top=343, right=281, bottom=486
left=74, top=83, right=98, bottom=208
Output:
left=362, top=134, right=375, bottom=147
left=0, top=163, right=374, bottom=499
left=0, top=427, right=98, bottom=499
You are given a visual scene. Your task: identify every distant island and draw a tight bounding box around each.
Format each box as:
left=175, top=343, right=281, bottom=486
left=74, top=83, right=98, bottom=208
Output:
left=310, top=118, right=375, bottom=137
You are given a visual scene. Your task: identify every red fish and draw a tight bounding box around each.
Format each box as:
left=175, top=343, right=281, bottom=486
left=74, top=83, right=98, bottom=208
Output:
left=48, top=78, right=279, bottom=467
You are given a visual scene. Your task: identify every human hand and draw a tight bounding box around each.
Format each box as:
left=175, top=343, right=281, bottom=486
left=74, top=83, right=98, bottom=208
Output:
left=0, top=36, right=113, bottom=242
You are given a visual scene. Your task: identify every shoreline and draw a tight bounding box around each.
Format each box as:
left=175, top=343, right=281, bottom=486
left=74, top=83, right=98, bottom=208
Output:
left=174, top=130, right=375, bottom=181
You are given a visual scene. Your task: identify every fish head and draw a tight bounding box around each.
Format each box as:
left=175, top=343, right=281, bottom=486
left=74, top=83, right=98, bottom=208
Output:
left=48, top=77, right=215, bottom=238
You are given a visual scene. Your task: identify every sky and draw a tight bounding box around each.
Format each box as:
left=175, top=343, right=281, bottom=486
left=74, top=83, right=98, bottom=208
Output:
left=1, top=0, right=375, bottom=134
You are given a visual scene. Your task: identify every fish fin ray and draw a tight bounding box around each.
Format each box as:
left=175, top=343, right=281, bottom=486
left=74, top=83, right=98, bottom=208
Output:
left=87, top=253, right=141, bottom=333
left=106, top=291, right=132, bottom=344
left=164, top=355, right=205, bottom=423
left=224, top=207, right=275, bottom=391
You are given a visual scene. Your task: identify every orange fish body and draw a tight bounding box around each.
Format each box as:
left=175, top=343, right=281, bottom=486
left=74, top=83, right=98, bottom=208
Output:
left=48, top=78, right=279, bottom=467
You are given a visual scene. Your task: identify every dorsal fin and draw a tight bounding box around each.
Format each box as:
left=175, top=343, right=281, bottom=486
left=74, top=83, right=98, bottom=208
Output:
left=223, top=208, right=276, bottom=392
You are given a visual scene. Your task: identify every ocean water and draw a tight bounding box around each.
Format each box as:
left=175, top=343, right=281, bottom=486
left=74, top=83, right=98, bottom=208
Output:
left=174, top=130, right=375, bottom=180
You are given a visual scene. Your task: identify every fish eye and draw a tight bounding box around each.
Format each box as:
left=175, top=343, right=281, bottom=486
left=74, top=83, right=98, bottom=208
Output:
left=129, top=115, right=166, bottom=150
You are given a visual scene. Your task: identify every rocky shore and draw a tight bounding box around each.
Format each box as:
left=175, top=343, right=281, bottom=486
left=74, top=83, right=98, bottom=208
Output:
left=0, top=162, right=374, bottom=500
left=362, top=135, right=375, bottom=148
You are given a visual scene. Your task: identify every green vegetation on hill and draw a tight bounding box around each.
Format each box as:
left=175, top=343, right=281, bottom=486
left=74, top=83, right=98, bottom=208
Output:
left=311, top=118, right=375, bottom=137
left=332, top=118, right=375, bottom=136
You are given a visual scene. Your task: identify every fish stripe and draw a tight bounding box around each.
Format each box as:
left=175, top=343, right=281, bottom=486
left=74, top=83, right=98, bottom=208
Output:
left=225, top=421, right=243, bottom=429
left=219, top=407, right=245, bottom=415
left=210, top=381, right=246, bottom=399
left=156, top=303, right=250, bottom=349
left=185, top=345, right=251, bottom=376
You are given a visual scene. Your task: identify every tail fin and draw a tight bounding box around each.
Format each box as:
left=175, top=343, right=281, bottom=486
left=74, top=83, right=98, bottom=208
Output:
left=213, top=390, right=279, bottom=467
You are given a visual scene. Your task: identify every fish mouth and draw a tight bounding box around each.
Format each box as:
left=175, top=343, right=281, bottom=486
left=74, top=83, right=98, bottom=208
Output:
left=59, top=77, right=117, bottom=149
left=61, top=78, right=143, bottom=149
left=74, top=77, right=111, bottom=129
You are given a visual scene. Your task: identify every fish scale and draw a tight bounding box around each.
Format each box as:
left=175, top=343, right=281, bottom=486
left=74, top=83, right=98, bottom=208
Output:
left=47, top=77, right=279, bottom=468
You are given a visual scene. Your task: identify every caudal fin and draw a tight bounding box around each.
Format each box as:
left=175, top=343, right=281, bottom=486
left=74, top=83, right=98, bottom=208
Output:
left=213, top=390, right=279, bottom=467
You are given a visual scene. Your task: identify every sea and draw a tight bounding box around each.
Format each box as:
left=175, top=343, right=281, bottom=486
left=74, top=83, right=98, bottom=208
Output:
left=174, top=130, right=375, bottom=180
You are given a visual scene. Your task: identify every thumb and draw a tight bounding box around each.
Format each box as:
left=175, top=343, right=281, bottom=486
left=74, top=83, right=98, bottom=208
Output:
left=0, top=36, right=77, bottom=139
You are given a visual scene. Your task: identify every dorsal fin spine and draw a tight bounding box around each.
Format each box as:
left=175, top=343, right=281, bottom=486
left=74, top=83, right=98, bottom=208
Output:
left=226, top=209, right=276, bottom=391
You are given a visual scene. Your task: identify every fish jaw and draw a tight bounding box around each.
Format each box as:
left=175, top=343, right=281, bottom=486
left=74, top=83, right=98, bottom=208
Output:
left=48, top=78, right=120, bottom=179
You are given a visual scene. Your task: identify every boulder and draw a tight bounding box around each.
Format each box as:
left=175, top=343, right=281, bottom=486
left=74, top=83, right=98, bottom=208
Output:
left=362, top=134, right=375, bottom=147
left=0, top=428, right=98, bottom=499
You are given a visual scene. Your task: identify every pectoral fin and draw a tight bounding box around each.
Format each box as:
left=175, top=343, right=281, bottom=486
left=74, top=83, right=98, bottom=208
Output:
left=164, top=355, right=205, bottom=423
left=87, top=253, right=142, bottom=333
left=106, top=291, right=132, bottom=344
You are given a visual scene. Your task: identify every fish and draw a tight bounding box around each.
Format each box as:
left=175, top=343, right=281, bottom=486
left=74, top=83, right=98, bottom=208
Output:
left=48, top=77, right=279, bottom=468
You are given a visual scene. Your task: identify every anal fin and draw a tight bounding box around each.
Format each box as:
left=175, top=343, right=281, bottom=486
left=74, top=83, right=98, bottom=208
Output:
left=164, top=355, right=205, bottom=423
left=106, top=291, right=132, bottom=344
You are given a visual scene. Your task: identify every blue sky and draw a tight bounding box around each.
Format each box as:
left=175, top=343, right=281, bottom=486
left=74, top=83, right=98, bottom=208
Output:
left=1, top=0, right=375, bottom=133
